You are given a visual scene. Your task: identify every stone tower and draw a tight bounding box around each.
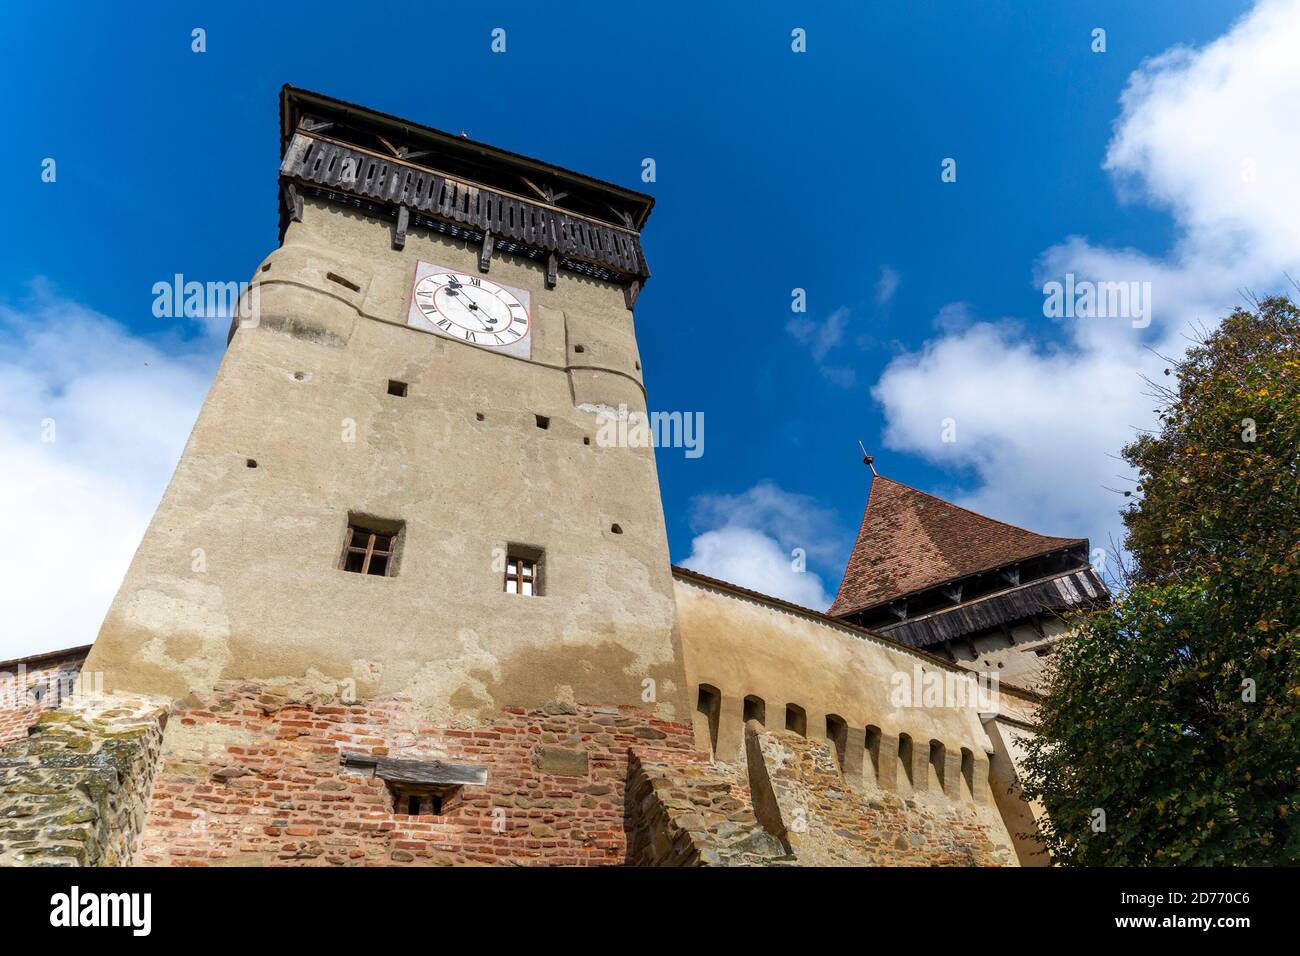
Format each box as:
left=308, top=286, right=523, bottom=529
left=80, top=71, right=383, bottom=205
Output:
left=84, top=86, right=689, bottom=723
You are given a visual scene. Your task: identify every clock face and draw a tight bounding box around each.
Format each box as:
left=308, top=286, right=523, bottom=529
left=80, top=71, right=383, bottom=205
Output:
left=410, top=270, right=531, bottom=349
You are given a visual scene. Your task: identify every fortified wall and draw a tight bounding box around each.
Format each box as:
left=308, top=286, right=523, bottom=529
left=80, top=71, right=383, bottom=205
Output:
left=0, top=87, right=1061, bottom=867
left=0, top=569, right=1045, bottom=866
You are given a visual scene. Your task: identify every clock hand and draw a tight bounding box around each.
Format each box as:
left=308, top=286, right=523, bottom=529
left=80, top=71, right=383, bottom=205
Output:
left=444, top=281, right=493, bottom=329
left=453, top=284, right=504, bottom=330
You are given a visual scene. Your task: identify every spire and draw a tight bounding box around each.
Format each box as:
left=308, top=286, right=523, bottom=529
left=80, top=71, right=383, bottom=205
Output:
left=858, top=442, right=878, bottom=477
left=827, top=476, right=1085, bottom=618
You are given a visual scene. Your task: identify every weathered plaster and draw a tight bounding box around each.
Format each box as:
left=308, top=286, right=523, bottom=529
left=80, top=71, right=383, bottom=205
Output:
left=84, top=198, right=687, bottom=721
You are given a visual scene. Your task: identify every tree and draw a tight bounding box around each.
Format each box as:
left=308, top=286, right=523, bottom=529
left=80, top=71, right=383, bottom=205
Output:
left=1021, top=296, right=1300, bottom=865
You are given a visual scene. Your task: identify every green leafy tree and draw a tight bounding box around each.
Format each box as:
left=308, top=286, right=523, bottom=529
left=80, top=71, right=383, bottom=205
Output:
left=1021, top=296, right=1300, bottom=865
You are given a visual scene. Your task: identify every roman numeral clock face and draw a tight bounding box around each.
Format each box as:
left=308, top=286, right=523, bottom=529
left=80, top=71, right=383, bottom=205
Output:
left=407, top=262, right=532, bottom=359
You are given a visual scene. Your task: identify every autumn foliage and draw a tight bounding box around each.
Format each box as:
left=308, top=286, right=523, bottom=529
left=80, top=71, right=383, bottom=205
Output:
left=1021, top=296, right=1300, bottom=865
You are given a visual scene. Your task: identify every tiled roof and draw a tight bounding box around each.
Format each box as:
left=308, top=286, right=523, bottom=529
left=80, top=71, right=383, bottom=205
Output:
left=827, top=477, right=1084, bottom=618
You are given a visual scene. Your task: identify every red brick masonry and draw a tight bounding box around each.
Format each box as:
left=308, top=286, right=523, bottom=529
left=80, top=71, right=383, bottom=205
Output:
left=138, top=682, right=699, bottom=866
left=0, top=646, right=92, bottom=745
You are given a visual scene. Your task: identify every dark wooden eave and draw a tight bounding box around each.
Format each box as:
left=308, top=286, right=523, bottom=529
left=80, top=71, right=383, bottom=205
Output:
left=278, top=86, right=653, bottom=287
left=872, top=567, right=1110, bottom=650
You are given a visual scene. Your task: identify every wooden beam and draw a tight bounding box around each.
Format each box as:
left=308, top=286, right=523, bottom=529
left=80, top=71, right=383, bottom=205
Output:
left=285, top=183, right=303, bottom=222
left=298, top=117, right=333, bottom=134
left=520, top=176, right=549, bottom=201
left=545, top=252, right=558, bottom=289
left=479, top=230, right=495, bottom=273
left=341, top=752, right=488, bottom=787
left=393, top=204, right=409, bottom=250
left=606, top=204, right=635, bottom=229
left=1000, top=566, right=1020, bottom=586
left=521, top=176, right=568, bottom=205
left=623, top=279, right=641, bottom=311
left=281, top=136, right=651, bottom=280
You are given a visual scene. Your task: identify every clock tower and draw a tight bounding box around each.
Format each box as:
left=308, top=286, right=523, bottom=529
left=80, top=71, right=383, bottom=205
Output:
left=84, top=86, right=689, bottom=722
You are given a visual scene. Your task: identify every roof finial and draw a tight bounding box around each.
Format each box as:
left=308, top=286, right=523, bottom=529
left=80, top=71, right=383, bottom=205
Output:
left=858, top=441, right=878, bottom=477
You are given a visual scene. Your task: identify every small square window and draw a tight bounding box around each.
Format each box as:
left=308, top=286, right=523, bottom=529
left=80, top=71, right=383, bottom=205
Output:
left=504, top=547, right=543, bottom=596
left=535, top=414, right=550, bottom=430
left=340, top=518, right=403, bottom=576
left=387, top=380, right=408, bottom=397
left=394, top=788, right=456, bottom=817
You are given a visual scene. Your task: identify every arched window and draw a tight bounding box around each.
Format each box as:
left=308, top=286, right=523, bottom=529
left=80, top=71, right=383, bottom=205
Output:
left=785, top=703, right=807, bottom=737
left=743, top=695, right=765, bottom=726
left=898, top=733, right=914, bottom=786
left=864, top=725, right=882, bottom=784
left=825, top=714, right=848, bottom=769
left=929, top=739, right=947, bottom=793
left=695, top=684, right=721, bottom=755
left=961, top=747, right=976, bottom=799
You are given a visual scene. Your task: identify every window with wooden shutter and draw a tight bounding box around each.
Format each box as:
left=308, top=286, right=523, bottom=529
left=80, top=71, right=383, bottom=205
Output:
left=340, top=518, right=403, bottom=576
left=505, top=555, right=537, bottom=595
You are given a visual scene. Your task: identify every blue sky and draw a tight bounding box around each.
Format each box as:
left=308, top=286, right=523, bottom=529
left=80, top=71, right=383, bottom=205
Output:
left=6, top=0, right=1296, bottom=657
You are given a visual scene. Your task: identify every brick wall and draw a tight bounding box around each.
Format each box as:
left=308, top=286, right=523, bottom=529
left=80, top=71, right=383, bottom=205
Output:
left=131, top=679, right=1023, bottom=867
left=138, top=681, right=699, bottom=866
left=0, top=668, right=1025, bottom=866
left=0, top=646, right=91, bottom=745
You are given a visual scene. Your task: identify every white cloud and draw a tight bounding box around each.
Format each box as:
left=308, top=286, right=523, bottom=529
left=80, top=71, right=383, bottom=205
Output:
left=786, top=305, right=849, bottom=363
left=680, top=482, right=842, bottom=609
left=875, top=265, right=900, bottom=307
left=873, top=0, right=1300, bottom=559
left=0, top=281, right=215, bottom=660
left=681, top=528, right=832, bottom=610
left=786, top=306, right=857, bottom=386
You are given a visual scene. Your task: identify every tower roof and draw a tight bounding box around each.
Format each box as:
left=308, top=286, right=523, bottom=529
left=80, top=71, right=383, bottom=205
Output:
left=827, top=476, right=1085, bottom=618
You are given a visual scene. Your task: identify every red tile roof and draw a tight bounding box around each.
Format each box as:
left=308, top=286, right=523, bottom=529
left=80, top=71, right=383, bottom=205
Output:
left=827, top=477, right=1084, bottom=618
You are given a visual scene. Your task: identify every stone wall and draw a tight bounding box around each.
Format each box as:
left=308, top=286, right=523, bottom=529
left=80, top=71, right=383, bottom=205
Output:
left=137, top=681, right=697, bottom=866
left=623, top=722, right=1014, bottom=867
left=0, top=674, right=1032, bottom=867
left=744, top=722, right=1014, bottom=866
left=0, top=693, right=169, bottom=866
left=0, top=646, right=92, bottom=745
left=624, top=749, right=787, bottom=866
left=674, top=571, right=1040, bottom=862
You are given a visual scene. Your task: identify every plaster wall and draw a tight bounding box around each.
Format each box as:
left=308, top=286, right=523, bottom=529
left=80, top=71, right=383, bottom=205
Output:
left=673, top=574, right=1031, bottom=856
left=84, top=198, right=688, bottom=723
left=946, top=617, right=1070, bottom=691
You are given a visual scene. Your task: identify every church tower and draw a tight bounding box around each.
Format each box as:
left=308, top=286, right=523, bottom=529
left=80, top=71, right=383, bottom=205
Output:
left=84, top=87, right=689, bottom=722
left=828, top=471, right=1109, bottom=690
